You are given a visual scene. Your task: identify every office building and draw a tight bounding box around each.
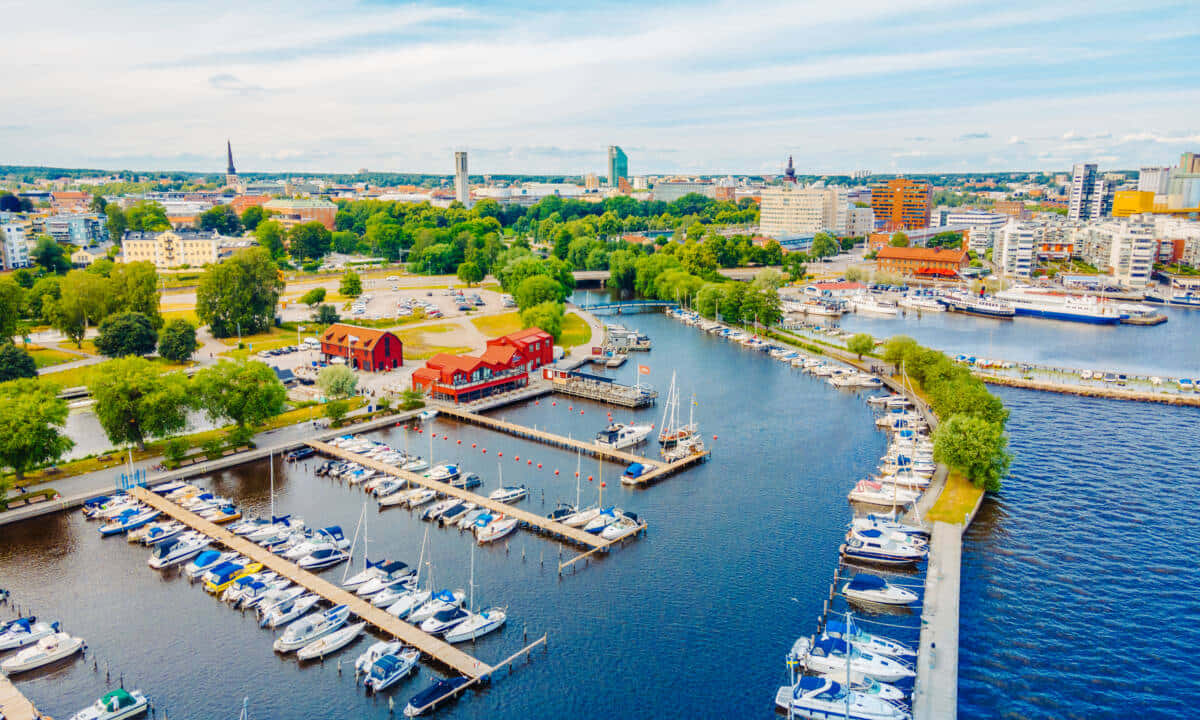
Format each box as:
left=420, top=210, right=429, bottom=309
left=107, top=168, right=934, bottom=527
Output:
left=454, top=151, right=470, bottom=207
left=608, top=146, right=628, bottom=187
left=1166, top=152, right=1200, bottom=211
left=1067, top=163, right=1113, bottom=220
left=45, top=213, right=107, bottom=246
left=1075, top=220, right=1156, bottom=287
left=870, top=178, right=931, bottom=231
left=122, top=229, right=226, bottom=269
left=946, top=211, right=1007, bottom=253
left=846, top=207, right=875, bottom=237
left=262, top=198, right=337, bottom=230
left=584, top=173, right=599, bottom=191
left=1138, top=166, right=1172, bottom=195
left=652, top=181, right=715, bottom=203
left=995, top=222, right=1037, bottom=278
left=759, top=183, right=848, bottom=239
left=0, top=222, right=29, bottom=269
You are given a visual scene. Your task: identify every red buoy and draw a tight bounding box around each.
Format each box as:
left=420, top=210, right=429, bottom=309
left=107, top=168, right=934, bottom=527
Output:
left=588, top=475, right=593, bottom=482
left=527, top=460, right=532, bottom=465
left=498, top=452, right=503, bottom=457
left=713, top=435, right=718, bottom=440
left=537, top=463, right=542, bottom=469
left=471, top=443, right=476, bottom=448
left=482, top=449, right=487, bottom=454
left=457, top=440, right=462, bottom=445
left=554, top=469, right=559, bottom=475
left=601, top=481, right=607, bottom=488
left=514, top=456, right=519, bottom=462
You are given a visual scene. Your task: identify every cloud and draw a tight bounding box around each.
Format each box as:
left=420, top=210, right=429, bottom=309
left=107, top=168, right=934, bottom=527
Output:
left=1008, top=136, right=1025, bottom=144
left=208, top=73, right=266, bottom=95
left=958, top=132, right=991, bottom=140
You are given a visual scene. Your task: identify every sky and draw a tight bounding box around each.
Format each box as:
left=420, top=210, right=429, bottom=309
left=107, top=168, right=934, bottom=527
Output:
left=3, top=0, right=1200, bottom=176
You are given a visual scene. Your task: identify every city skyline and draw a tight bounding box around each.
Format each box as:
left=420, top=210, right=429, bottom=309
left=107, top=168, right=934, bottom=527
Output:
left=3, top=0, right=1199, bottom=175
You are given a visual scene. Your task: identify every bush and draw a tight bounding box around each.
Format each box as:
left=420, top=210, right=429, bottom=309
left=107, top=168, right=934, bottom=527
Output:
left=163, top=437, right=189, bottom=464
left=95, top=311, right=158, bottom=357
left=228, top=424, right=255, bottom=448
left=201, top=437, right=226, bottom=460
left=325, top=399, right=350, bottom=424
left=157, top=319, right=198, bottom=363
left=400, top=389, right=425, bottom=411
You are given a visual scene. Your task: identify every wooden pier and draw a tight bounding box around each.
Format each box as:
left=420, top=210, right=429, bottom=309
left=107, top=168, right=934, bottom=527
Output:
left=306, top=441, right=613, bottom=550
left=129, top=487, right=496, bottom=679
left=0, top=675, right=39, bottom=720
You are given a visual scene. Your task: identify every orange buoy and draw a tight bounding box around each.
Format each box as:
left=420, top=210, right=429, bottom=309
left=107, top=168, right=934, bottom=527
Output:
left=575, top=471, right=580, bottom=477
left=588, top=475, right=593, bottom=482
left=471, top=443, right=476, bottom=448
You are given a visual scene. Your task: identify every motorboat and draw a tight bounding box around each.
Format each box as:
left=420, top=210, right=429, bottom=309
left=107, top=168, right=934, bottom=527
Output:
left=439, top=502, right=475, bottom=526
left=283, top=527, right=349, bottom=560
left=823, top=620, right=916, bottom=661
left=487, top=485, right=528, bottom=504
left=371, top=479, right=405, bottom=498
left=151, top=480, right=189, bottom=496
left=847, top=480, right=920, bottom=508
left=83, top=496, right=135, bottom=520
left=898, top=295, right=945, bottom=313
left=246, top=515, right=304, bottom=544
left=380, top=488, right=421, bottom=507
left=773, top=676, right=911, bottom=720
left=409, top=590, right=465, bottom=623
left=370, top=580, right=417, bottom=608
left=560, top=506, right=602, bottom=528
left=843, top=574, right=919, bottom=606
left=255, top=586, right=305, bottom=616
left=226, top=576, right=288, bottom=609
left=546, top=502, right=576, bottom=522
left=421, top=499, right=460, bottom=521
left=357, top=562, right=415, bottom=597
left=127, top=520, right=179, bottom=544
left=449, top=473, right=481, bottom=490
left=363, top=648, right=421, bottom=693
left=475, top=516, right=519, bottom=544
left=456, top=508, right=488, bottom=530
left=789, top=636, right=915, bottom=683
left=840, top=534, right=927, bottom=566
left=416, top=410, right=438, bottom=422
left=98, top=508, right=161, bottom=536
left=402, top=458, right=430, bottom=473
left=583, top=507, right=619, bottom=534
left=67, top=688, right=149, bottom=720
left=260, top=593, right=321, bottom=628
left=273, top=605, right=351, bottom=653
left=355, top=639, right=406, bottom=676
left=199, top=503, right=242, bottom=525
left=852, top=515, right=930, bottom=541
left=600, top=512, right=642, bottom=541
left=183, top=550, right=237, bottom=580
left=595, top=423, right=653, bottom=449
left=419, top=607, right=470, bottom=635
left=297, top=621, right=366, bottom=661
left=343, top=559, right=391, bottom=590
left=427, top=464, right=460, bottom=483
left=205, top=562, right=263, bottom=594
left=297, top=546, right=350, bottom=570
left=147, top=534, right=210, bottom=569
left=1, top=632, right=85, bottom=675
left=813, top=671, right=907, bottom=703
left=386, top=589, right=432, bottom=620
left=0, top=618, right=57, bottom=651
left=940, top=292, right=1015, bottom=319
left=405, top=489, right=438, bottom=508
left=443, top=607, right=506, bottom=644
left=850, top=294, right=900, bottom=317
left=404, top=676, right=470, bottom=716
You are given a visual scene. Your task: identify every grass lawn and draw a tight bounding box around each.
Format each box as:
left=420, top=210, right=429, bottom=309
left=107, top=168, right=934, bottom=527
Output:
left=924, top=471, right=985, bottom=525
left=470, top=311, right=523, bottom=338
left=39, top=357, right=193, bottom=390
left=559, top=312, right=592, bottom=349
left=220, top=335, right=297, bottom=360
left=56, top=339, right=99, bottom=355
left=27, top=345, right=80, bottom=369
left=395, top=323, right=472, bottom=359
left=161, top=308, right=200, bottom=324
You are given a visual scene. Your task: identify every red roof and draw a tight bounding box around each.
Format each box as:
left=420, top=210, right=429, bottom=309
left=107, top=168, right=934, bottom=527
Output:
left=321, top=323, right=396, bottom=351
left=876, top=247, right=968, bottom=264
left=813, top=281, right=868, bottom=291
left=504, top=327, right=552, bottom=344
left=915, top=267, right=959, bottom=276
left=480, top=345, right=518, bottom=367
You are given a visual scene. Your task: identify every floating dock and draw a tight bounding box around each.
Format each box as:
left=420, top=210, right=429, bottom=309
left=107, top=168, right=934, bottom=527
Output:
left=542, top=369, right=657, bottom=408
left=0, top=676, right=39, bottom=720
left=130, top=487, right=509, bottom=679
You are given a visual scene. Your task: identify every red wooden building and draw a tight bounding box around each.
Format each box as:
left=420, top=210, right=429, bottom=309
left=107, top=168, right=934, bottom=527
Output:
left=411, top=328, right=554, bottom=403
left=320, top=323, right=403, bottom=371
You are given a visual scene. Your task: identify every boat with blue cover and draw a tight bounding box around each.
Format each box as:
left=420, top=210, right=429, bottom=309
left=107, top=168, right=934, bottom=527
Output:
left=147, top=534, right=210, bottom=569
left=842, top=574, right=919, bottom=606
left=409, top=589, right=465, bottom=623
left=98, top=507, right=160, bottom=536
left=404, top=676, right=469, bottom=716
left=774, top=676, right=911, bottom=720
left=0, top=618, right=57, bottom=651
left=183, top=550, right=235, bottom=579
left=298, top=546, right=349, bottom=570
left=363, top=648, right=421, bottom=693
left=840, top=533, right=927, bottom=566
left=356, top=561, right=414, bottom=597
left=790, top=636, right=915, bottom=683
left=823, top=620, right=915, bottom=661
left=273, top=604, right=351, bottom=652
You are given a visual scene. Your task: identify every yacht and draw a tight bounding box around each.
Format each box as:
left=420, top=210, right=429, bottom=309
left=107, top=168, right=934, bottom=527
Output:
left=402, top=458, right=430, bottom=473
left=67, top=688, right=149, bottom=720
left=427, top=464, right=460, bottom=483
left=421, top=499, right=461, bottom=521
left=561, top=506, right=602, bottom=528
left=150, top=480, right=188, bottom=496
left=355, top=640, right=405, bottom=677
left=273, top=605, right=351, bottom=653
left=127, top=520, right=180, bottom=545
left=996, top=286, right=1122, bottom=324
left=199, top=504, right=242, bottom=525
left=898, top=295, right=945, bottom=313
left=409, top=590, right=466, bottom=623
left=940, top=293, right=1016, bottom=318
left=487, top=485, right=528, bottom=504
left=343, top=559, right=391, bottom=590
left=147, top=534, right=210, bottom=569
left=98, top=508, right=161, bottom=537
left=583, top=507, right=619, bottom=534
left=847, top=480, right=920, bottom=508
left=404, top=676, right=470, bottom=717
left=852, top=515, right=929, bottom=541
left=840, top=534, right=927, bottom=566
left=600, top=512, right=643, bottom=541
left=773, top=676, right=911, bottom=720
left=370, top=582, right=416, bottom=608
left=1, top=632, right=85, bottom=675
left=475, top=516, right=519, bottom=544
left=297, top=622, right=366, bottom=661
left=363, top=648, right=421, bottom=693
left=283, top=527, right=349, bottom=560
left=297, top=546, right=349, bottom=570
left=444, top=607, right=506, bottom=644
left=850, top=295, right=900, bottom=317
left=449, top=473, right=482, bottom=490
left=842, top=574, right=919, bottom=606
left=406, top=488, right=438, bottom=508
left=789, top=636, right=915, bottom=683
left=386, top=589, right=433, bottom=620
left=260, top=593, right=321, bottom=628
left=255, top=586, right=305, bottom=617
left=823, top=620, right=916, bottom=661
left=594, top=423, right=652, bottom=449
left=439, top=502, right=475, bottom=526
left=356, top=562, right=415, bottom=597
left=205, top=562, right=263, bottom=595
left=0, top=618, right=57, bottom=651
left=183, top=550, right=237, bottom=580
left=419, top=606, right=470, bottom=635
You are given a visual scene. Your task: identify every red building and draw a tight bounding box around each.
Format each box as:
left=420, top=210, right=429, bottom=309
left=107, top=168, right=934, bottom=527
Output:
left=411, top=328, right=554, bottom=403
left=320, top=324, right=404, bottom=371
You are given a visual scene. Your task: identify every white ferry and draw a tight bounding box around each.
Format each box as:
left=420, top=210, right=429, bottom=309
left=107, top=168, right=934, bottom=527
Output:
left=939, top=293, right=1015, bottom=319
left=995, top=287, right=1121, bottom=325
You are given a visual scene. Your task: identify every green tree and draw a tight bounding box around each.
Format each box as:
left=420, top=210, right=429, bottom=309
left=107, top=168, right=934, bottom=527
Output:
left=514, top=274, right=563, bottom=310
left=196, top=247, right=284, bottom=338
left=240, top=205, right=266, bottom=232
left=289, top=222, right=332, bottom=260
left=300, top=287, right=327, bottom=307
left=94, top=311, right=158, bottom=357
left=339, top=270, right=363, bottom=297
left=0, top=279, right=23, bottom=342
left=89, top=357, right=190, bottom=450
left=324, top=398, right=350, bottom=424
left=608, top=249, right=637, bottom=291
left=254, top=220, right=286, bottom=259
left=32, top=236, right=70, bottom=274
left=0, top=344, right=37, bottom=382
left=157, top=319, right=198, bottom=362
left=889, top=232, right=910, bottom=247
left=783, top=253, right=808, bottom=281
left=197, top=205, right=243, bottom=235
left=24, top=276, right=61, bottom=321
left=105, top=204, right=128, bottom=241
left=0, top=379, right=73, bottom=481
left=318, top=364, right=358, bottom=399
left=124, top=201, right=170, bottom=232
left=811, top=232, right=839, bottom=258
left=193, top=360, right=287, bottom=430
left=519, top=300, right=565, bottom=340
left=109, top=261, right=161, bottom=327
left=847, top=333, right=874, bottom=359
left=11, top=268, right=34, bottom=289
left=90, top=195, right=107, bottom=214
left=314, top=304, right=340, bottom=324
left=933, top=414, right=1011, bottom=492
left=750, top=268, right=785, bottom=292
left=456, top=261, right=483, bottom=287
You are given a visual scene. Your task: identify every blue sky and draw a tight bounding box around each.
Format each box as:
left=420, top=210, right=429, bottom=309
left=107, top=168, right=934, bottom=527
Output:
left=3, top=0, right=1199, bottom=175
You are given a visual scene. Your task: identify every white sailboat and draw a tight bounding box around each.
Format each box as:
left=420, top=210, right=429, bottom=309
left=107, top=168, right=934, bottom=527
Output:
left=443, top=543, right=506, bottom=643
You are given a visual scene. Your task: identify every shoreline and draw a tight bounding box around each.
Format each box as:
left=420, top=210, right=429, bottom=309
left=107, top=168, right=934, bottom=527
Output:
left=977, top=374, right=1200, bottom=405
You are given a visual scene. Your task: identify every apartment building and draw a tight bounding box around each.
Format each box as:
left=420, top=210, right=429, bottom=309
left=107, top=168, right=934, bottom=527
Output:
left=122, top=229, right=225, bottom=269
left=758, top=183, right=848, bottom=239
left=995, top=222, right=1037, bottom=278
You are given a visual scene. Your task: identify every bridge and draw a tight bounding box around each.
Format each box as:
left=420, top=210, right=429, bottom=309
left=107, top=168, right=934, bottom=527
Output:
left=574, top=300, right=677, bottom=313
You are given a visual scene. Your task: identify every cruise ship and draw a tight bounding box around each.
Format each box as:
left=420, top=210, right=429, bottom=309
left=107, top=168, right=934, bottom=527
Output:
left=995, top=287, right=1122, bottom=325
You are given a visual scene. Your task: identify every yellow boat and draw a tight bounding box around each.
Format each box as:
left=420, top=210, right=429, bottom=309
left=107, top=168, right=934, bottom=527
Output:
left=204, top=561, right=263, bottom=594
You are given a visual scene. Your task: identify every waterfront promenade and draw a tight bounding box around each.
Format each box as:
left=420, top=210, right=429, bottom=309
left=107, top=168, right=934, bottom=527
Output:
left=0, top=675, right=39, bottom=720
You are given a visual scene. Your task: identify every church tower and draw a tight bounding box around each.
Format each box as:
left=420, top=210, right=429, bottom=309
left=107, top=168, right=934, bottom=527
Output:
left=225, top=140, right=239, bottom=189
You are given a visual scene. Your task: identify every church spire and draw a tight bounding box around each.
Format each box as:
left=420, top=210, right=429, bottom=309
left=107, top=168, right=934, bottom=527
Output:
left=784, top=155, right=797, bottom=183
left=226, top=140, right=236, bottom=175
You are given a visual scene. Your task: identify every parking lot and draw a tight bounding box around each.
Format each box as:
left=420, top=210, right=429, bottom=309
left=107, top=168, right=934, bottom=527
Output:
left=279, top=281, right=511, bottom=324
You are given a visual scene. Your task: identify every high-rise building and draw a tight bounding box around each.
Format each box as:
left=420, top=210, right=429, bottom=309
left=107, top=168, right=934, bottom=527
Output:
left=584, top=173, right=599, bottom=191
left=1166, top=152, right=1200, bottom=210
left=1075, top=220, right=1156, bottom=287
left=607, top=146, right=628, bottom=187
left=1067, top=163, right=1112, bottom=220
left=454, top=151, right=470, bottom=207
left=995, top=221, right=1037, bottom=278
left=759, top=183, right=848, bottom=239
left=1180, top=152, right=1200, bottom=174
left=1138, top=167, right=1172, bottom=195
left=0, top=222, right=30, bottom=270
left=946, top=211, right=1008, bottom=253
left=870, top=178, right=931, bottom=231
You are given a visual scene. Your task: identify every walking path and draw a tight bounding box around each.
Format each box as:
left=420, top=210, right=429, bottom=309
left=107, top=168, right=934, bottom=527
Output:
left=911, top=522, right=962, bottom=720
left=0, top=675, right=39, bottom=720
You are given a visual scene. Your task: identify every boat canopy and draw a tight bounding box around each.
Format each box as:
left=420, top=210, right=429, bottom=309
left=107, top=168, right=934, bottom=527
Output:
left=6, top=618, right=32, bottom=633
left=320, top=526, right=345, bottom=541
left=380, top=561, right=409, bottom=575
left=431, top=589, right=457, bottom=603
left=623, top=463, right=646, bottom=478
left=192, top=550, right=220, bottom=565
left=848, top=574, right=889, bottom=591
left=811, top=637, right=848, bottom=657
left=432, top=607, right=467, bottom=622
left=372, top=654, right=403, bottom=677
left=797, top=676, right=825, bottom=692
left=857, top=528, right=884, bottom=539
left=101, top=689, right=137, bottom=710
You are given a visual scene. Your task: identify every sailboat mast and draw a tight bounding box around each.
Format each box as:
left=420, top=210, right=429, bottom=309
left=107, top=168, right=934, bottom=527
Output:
left=468, top=541, right=475, bottom=613
left=845, top=612, right=852, bottom=718
left=575, top=450, right=581, bottom=508
left=269, top=449, right=275, bottom=518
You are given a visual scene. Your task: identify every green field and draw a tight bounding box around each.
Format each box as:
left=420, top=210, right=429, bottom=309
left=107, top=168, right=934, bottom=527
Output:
left=27, top=345, right=79, bottom=369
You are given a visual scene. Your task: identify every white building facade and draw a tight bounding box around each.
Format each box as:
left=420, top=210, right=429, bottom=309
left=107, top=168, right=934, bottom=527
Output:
left=946, top=211, right=1007, bottom=253
left=758, top=183, right=849, bottom=239
left=1075, top=220, right=1156, bottom=287
left=996, top=221, right=1037, bottom=278
left=0, top=222, right=29, bottom=269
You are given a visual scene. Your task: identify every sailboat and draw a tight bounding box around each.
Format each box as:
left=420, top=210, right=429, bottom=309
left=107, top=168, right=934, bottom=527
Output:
left=443, top=543, right=506, bottom=643
left=657, top=372, right=698, bottom=447
left=561, top=455, right=604, bottom=528
left=385, top=527, right=433, bottom=619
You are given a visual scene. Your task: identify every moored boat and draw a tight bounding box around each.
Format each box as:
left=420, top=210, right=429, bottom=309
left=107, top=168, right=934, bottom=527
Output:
left=67, top=688, right=149, bottom=720
left=1, top=632, right=85, bottom=675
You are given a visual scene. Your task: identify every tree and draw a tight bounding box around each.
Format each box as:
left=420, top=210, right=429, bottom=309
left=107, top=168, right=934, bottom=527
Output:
left=32, top=236, right=70, bottom=274
left=125, top=201, right=170, bottom=232
left=811, top=232, right=839, bottom=258
left=300, top=287, right=327, bottom=307
left=0, top=344, right=37, bottom=382
left=108, top=261, right=161, bottom=327
left=105, top=204, right=128, bottom=241
left=890, top=232, right=910, bottom=248
left=456, top=261, right=483, bottom=287
left=513, top=274, right=563, bottom=310
left=193, top=360, right=287, bottom=430
left=844, top=267, right=867, bottom=282
left=11, top=268, right=34, bottom=289
left=933, top=414, right=1010, bottom=492
left=0, top=279, right=23, bottom=343
left=157, top=319, right=198, bottom=362
left=25, top=276, right=60, bottom=321
left=196, top=247, right=284, bottom=338
left=324, top=399, right=350, bottom=425
left=318, top=365, right=358, bottom=399
left=783, top=253, right=807, bottom=282
left=520, top=301, right=565, bottom=340
left=89, top=357, right=189, bottom=450
left=0, top=379, right=73, bottom=481
left=240, top=205, right=266, bottom=232
left=314, top=304, right=340, bottom=325
left=254, top=220, right=286, bottom=259
left=94, top=311, right=158, bottom=357
left=847, top=333, right=874, bottom=359
left=339, top=270, right=362, bottom=297
left=197, top=204, right=243, bottom=235
left=289, top=222, right=332, bottom=260
left=750, top=268, right=785, bottom=292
